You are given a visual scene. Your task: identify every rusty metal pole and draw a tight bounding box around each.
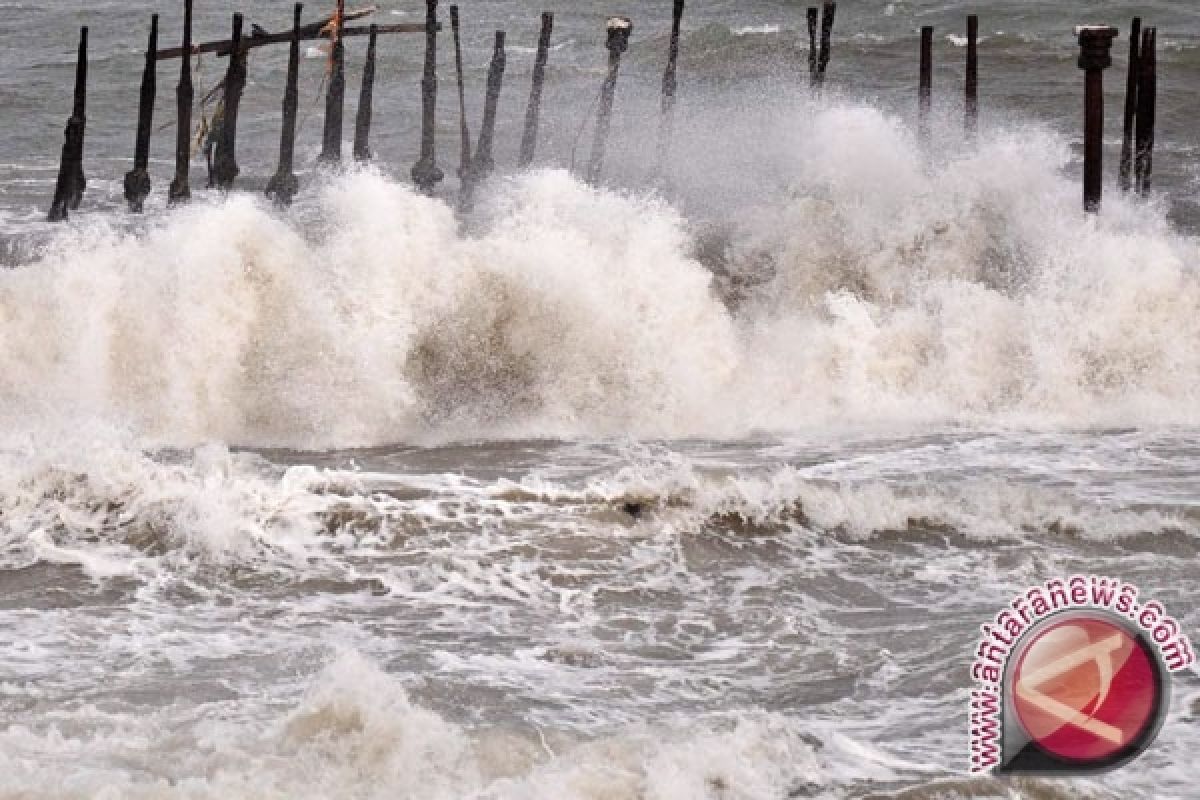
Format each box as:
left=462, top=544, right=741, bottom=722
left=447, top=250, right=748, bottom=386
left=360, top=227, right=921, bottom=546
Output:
left=585, top=17, right=632, bottom=186
left=168, top=0, right=194, bottom=205
left=1118, top=17, right=1141, bottom=192
left=919, top=25, right=933, bottom=142
left=807, top=8, right=818, bottom=86
left=267, top=4, right=303, bottom=205
left=815, top=2, right=836, bottom=87
left=213, top=13, right=246, bottom=191
left=124, top=15, right=158, bottom=213
left=49, top=26, right=88, bottom=222
left=654, top=1, right=683, bottom=177
left=965, top=15, right=978, bottom=136
left=319, top=0, right=346, bottom=165
left=518, top=12, right=554, bottom=169
left=412, top=0, right=445, bottom=193
left=353, top=24, right=378, bottom=162
left=1135, top=27, right=1157, bottom=196
left=450, top=6, right=471, bottom=180
left=1076, top=25, right=1118, bottom=213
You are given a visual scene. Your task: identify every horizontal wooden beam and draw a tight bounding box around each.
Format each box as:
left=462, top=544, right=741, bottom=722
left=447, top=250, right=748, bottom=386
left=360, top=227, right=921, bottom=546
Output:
left=156, top=20, right=433, bottom=61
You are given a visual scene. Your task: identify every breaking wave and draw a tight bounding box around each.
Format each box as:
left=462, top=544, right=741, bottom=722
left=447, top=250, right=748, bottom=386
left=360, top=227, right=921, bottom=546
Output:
left=1, top=101, right=1199, bottom=450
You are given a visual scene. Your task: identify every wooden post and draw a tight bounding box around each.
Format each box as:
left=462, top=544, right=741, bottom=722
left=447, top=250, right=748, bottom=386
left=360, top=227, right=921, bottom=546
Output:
left=1135, top=27, right=1156, bottom=196
left=412, top=0, right=445, bottom=193
left=1076, top=25, right=1118, bottom=213
left=353, top=24, right=378, bottom=162
left=815, top=2, right=836, bottom=87
left=124, top=15, right=158, bottom=213
left=319, top=0, right=346, bottom=165
left=919, top=26, right=933, bottom=141
left=807, top=8, right=818, bottom=86
left=48, top=26, right=88, bottom=222
left=585, top=17, right=632, bottom=186
left=168, top=0, right=194, bottom=205
left=266, top=4, right=303, bottom=205
left=465, top=30, right=507, bottom=200
left=1118, top=17, right=1141, bottom=192
left=450, top=5, right=471, bottom=180
left=654, top=1, right=683, bottom=177
left=519, top=12, right=554, bottom=169
left=267, top=4, right=303, bottom=205
left=965, top=15, right=978, bottom=135
left=213, top=13, right=246, bottom=191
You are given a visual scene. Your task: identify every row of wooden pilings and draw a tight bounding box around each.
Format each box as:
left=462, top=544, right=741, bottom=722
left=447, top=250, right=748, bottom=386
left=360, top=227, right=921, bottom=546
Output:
left=911, top=17, right=1157, bottom=214
left=47, top=0, right=703, bottom=221
left=1076, top=21, right=1158, bottom=213
left=46, top=4, right=1159, bottom=222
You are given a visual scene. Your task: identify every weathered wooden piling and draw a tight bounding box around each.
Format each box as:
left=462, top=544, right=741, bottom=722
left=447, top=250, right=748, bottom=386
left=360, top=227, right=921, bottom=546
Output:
left=965, top=15, right=979, bottom=135
left=1118, top=17, right=1141, bottom=192
left=654, top=1, right=683, bottom=177
left=815, top=2, right=836, bottom=88
left=49, top=26, right=88, bottom=222
left=353, top=24, right=378, bottom=163
left=319, top=0, right=347, bottom=165
left=518, top=12, right=555, bottom=169
left=168, top=0, right=194, bottom=205
left=468, top=31, right=507, bottom=193
left=213, top=13, right=246, bottom=191
left=1076, top=25, right=1118, bottom=213
left=919, top=26, right=933, bottom=140
left=450, top=6, right=471, bottom=179
left=585, top=17, right=633, bottom=186
left=412, top=0, right=445, bottom=193
left=267, top=4, right=303, bottom=206
left=807, top=8, right=818, bottom=85
left=1135, top=27, right=1157, bottom=196
left=124, top=15, right=159, bottom=213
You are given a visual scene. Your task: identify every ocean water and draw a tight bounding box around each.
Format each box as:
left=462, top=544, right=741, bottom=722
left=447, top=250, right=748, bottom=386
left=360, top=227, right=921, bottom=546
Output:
left=1, top=1, right=1199, bottom=798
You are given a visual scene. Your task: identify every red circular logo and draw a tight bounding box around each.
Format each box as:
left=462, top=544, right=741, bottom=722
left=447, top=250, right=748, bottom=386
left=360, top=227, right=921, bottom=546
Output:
left=1011, top=615, right=1160, bottom=764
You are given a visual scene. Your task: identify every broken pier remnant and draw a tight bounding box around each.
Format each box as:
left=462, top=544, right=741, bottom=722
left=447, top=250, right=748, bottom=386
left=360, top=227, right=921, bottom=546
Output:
left=1076, top=25, right=1118, bottom=213
left=586, top=16, right=632, bottom=186
left=48, top=26, right=88, bottom=222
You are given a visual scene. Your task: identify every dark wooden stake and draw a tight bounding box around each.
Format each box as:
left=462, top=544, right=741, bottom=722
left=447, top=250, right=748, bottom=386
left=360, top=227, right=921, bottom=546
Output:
left=48, top=26, right=88, bottom=222
left=353, top=24, right=378, bottom=162
left=267, top=4, right=303, bottom=206
left=1076, top=25, right=1118, bottom=213
left=450, top=6, right=471, bottom=180
left=124, top=15, right=158, bottom=213
left=654, top=1, right=683, bottom=177
left=807, top=8, right=818, bottom=86
left=168, top=0, right=194, bottom=205
left=1118, top=17, right=1141, bottom=192
left=586, top=17, right=632, bottom=186
left=1135, top=27, right=1157, bottom=196
left=462, top=30, right=507, bottom=207
left=965, top=15, right=979, bottom=135
left=319, top=0, right=346, bottom=165
left=815, top=2, right=836, bottom=87
left=213, top=13, right=246, bottom=191
left=919, top=25, right=933, bottom=141
left=519, top=12, right=554, bottom=169
left=412, top=0, right=445, bottom=193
